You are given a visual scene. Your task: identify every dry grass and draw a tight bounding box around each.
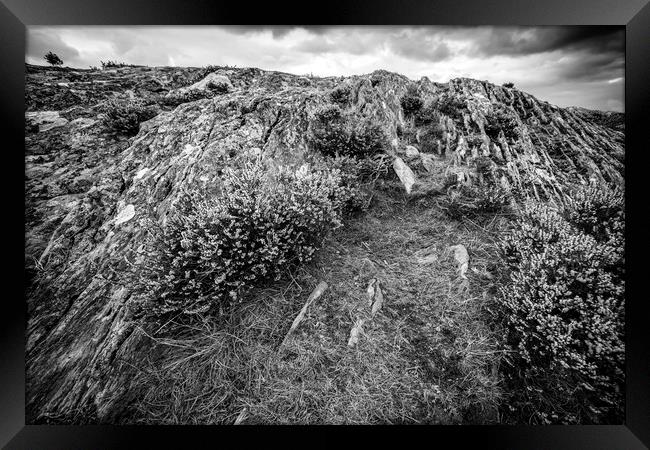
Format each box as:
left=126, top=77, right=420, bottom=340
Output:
left=126, top=177, right=508, bottom=424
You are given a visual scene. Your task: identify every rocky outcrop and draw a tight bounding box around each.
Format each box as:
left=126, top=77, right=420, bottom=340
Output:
left=24, top=63, right=624, bottom=423
left=171, top=72, right=233, bottom=95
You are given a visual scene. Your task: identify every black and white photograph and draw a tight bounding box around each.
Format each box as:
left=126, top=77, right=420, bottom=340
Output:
left=23, top=24, right=627, bottom=426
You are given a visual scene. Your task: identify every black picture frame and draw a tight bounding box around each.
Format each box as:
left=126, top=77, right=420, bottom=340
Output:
left=3, top=0, right=649, bottom=448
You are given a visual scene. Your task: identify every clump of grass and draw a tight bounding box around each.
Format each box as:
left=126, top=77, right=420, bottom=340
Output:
left=102, top=98, right=159, bottom=136
left=419, top=122, right=446, bottom=154
left=439, top=184, right=512, bottom=221
left=326, top=153, right=392, bottom=212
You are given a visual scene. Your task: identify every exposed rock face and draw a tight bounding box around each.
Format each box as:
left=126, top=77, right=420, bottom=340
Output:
left=24, top=63, right=624, bottom=423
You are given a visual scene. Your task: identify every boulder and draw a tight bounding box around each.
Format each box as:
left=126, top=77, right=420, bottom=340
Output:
left=186, top=72, right=233, bottom=93
left=170, top=72, right=234, bottom=97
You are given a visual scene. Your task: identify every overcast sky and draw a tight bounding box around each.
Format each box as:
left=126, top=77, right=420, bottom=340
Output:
left=26, top=26, right=624, bottom=112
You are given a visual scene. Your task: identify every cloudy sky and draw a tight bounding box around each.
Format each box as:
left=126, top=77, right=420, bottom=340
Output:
left=26, top=26, right=624, bottom=112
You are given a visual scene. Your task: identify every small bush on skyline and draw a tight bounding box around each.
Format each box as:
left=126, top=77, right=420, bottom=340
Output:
left=44, top=51, right=63, bottom=67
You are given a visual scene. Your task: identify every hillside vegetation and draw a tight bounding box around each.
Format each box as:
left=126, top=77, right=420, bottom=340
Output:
left=25, top=63, right=624, bottom=424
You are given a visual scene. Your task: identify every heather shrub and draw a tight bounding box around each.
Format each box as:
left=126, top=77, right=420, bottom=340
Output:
left=100, top=60, right=130, bottom=69
left=474, top=184, right=511, bottom=214
left=102, top=98, right=159, bottom=135
left=400, top=85, right=423, bottom=116
left=418, top=123, right=445, bottom=154
left=436, top=95, right=466, bottom=120
left=129, top=158, right=352, bottom=323
left=484, top=106, right=519, bottom=141
left=309, top=105, right=386, bottom=158
left=498, top=189, right=624, bottom=424
left=473, top=155, right=495, bottom=177
left=396, top=123, right=417, bottom=145
left=330, top=84, right=352, bottom=105
left=564, top=182, right=624, bottom=246
left=414, top=100, right=440, bottom=126
left=327, top=154, right=391, bottom=212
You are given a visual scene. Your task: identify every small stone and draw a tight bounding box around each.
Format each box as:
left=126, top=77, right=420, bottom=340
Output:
left=404, top=145, right=419, bottom=158
left=133, top=168, right=150, bottom=181
left=182, top=144, right=196, bottom=155
left=115, top=204, right=136, bottom=226
left=420, top=153, right=436, bottom=173
left=448, top=244, right=469, bottom=279
left=347, top=319, right=365, bottom=347
left=417, top=254, right=438, bottom=264
left=393, top=157, right=416, bottom=194
left=366, top=278, right=376, bottom=306
left=371, top=283, right=384, bottom=316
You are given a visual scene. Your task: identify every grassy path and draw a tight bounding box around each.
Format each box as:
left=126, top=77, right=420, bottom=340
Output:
left=129, top=177, right=507, bottom=424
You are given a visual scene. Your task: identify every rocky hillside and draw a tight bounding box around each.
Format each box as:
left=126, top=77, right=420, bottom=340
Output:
left=24, top=63, right=624, bottom=423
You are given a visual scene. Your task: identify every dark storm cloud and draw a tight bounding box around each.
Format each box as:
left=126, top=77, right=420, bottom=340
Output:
left=470, top=26, right=624, bottom=56
left=558, top=52, right=624, bottom=82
